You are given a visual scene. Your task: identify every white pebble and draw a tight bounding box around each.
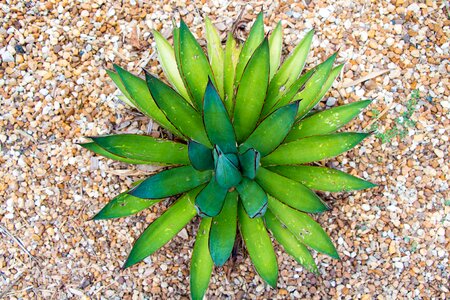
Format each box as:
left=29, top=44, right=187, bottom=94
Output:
left=361, top=204, right=371, bottom=211
left=318, top=7, right=331, bottom=19
left=1, top=49, right=14, bottom=62
left=326, top=97, right=337, bottom=106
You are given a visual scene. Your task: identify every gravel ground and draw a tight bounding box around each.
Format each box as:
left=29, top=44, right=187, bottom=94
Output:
left=1, top=0, right=449, bottom=299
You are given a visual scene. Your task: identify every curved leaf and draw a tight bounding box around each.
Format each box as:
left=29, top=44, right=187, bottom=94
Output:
left=123, top=187, right=201, bottom=268
left=209, top=191, right=238, bottom=266
left=269, top=21, right=282, bottom=80
left=153, top=30, right=190, bottom=101
left=286, top=100, right=372, bottom=142
left=113, top=65, right=181, bottom=136
left=268, top=196, right=339, bottom=259
left=223, top=33, right=241, bottom=115
left=129, top=166, right=212, bottom=199
left=203, top=81, right=237, bottom=153
left=79, top=142, right=149, bottom=164
left=190, top=217, right=213, bottom=300
left=188, top=141, right=214, bottom=171
left=195, top=178, right=228, bottom=217
left=238, top=203, right=278, bottom=287
left=236, top=178, right=268, bottom=218
left=215, top=152, right=242, bottom=189
left=233, top=38, right=270, bottom=142
left=106, top=70, right=136, bottom=108
left=238, top=148, right=260, bottom=179
left=262, top=133, right=369, bottom=166
left=255, top=168, right=327, bottom=213
left=267, top=165, right=376, bottom=192
left=205, top=17, right=224, bottom=99
left=90, top=134, right=189, bottom=165
left=264, top=210, right=318, bottom=273
left=241, top=102, right=299, bottom=156
left=145, top=71, right=211, bottom=146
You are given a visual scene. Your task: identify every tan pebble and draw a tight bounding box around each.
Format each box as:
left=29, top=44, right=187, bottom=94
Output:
left=411, top=49, right=420, bottom=57
left=389, top=241, right=396, bottom=254
left=369, top=41, right=378, bottom=49
left=361, top=294, right=372, bottom=300
left=434, top=149, right=444, bottom=158
left=16, top=54, right=24, bottom=64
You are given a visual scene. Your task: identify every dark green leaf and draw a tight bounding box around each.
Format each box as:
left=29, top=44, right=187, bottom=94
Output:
left=238, top=148, right=260, bottom=179
left=267, top=165, right=376, bottom=192
left=223, top=33, right=241, bottom=115
left=190, top=217, right=213, bottom=300
left=90, top=134, right=189, bottom=165
left=123, top=187, right=201, bottom=268
left=188, top=141, right=214, bottom=171
left=255, top=168, right=327, bottom=213
left=209, top=191, right=238, bottom=266
left=215, top=153, right=242, bottom=189
left=203, top=80, right=237, bottom=153
left=79, top=142, right=149, bottom=164
left=262, top=133, right=369, bottom=166
left=233, top=38, right=270, bottom=142
left=268, top=21, right=282, bottom=80
left=286, top=100, right=372, bottom=142
left=264, top=210, right=318, bottom=273
left=129, top=166, right=212, bottom=199
left=238, top=203, right=278, bottom=287
left=195, top=177, right=228, bottom=217
left=268, top=196, right=339, bottom=259
left=145, top=71, right=211, bottom=146
left=236, top=178, right=268, bottom=218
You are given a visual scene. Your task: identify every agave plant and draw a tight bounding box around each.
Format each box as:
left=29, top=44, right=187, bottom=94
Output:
left=80, top=13, right=375, bottom=298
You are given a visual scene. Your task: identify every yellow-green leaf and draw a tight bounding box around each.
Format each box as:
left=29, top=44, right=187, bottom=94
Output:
left=269, top=21, right=282, bottom=80
left=205, top=17, right=224, bottom=99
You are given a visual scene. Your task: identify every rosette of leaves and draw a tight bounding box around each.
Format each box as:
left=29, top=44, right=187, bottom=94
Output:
left=80, top=13, right=375, bottom=299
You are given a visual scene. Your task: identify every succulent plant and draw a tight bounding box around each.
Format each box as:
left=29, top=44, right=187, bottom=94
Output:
left=80, top=13, right=375, bottom=299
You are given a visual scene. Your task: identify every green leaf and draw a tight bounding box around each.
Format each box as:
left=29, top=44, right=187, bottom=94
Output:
left=264, top=210, right=318, bottom=273
left=255, top=168, right=327, bottom=213
left=129, top=166, right=212, bottom=199
left=236, top=178, right=268, bottom=218
left=215, top=152, right=242, bottom=189
left=295, top=53, right=337, bottom=119
left=203, top=80, right=237, bottom=153
left=238, top=203, right=278, bottom=287
left=223, top=33, right=241, bottom=115
left=264, top=30, right=314, bottom=111
left=286, top=100, right=372, bottom=142
left=268, top=196, right=339, bottom=259
left=233, top=38, right=270, bottom=142
left=234, top=12, right=264, bottom=84
left=238, top=148, right=260, bottom=179
left=145, top=71, right=211, bottom=147
left=178, top=20, right=216, bottom=110
left=79, top=142, right=149, bottom=164
left=262, top=133, right=369, bottom=166
left=190, top=217, right=213, bottom=300
left=195, top=177, right=228, bottom=217
left=153, top=30, right=191, bottom=101
left=106, top=70, right=137, bottom=108
left=205, top=17, right=224, bottom=99
left=267, top=165, right=376, bottom=192
left=209, top=191, right=238, bottom=266
left=113, top=65, right=182, bottom=136
left=93, top=189, right=160, bottom=220
left=90, top=134, right=189, bottom=165
left=241, top=102, right=299, bottom=156
left=188, top=141, right=214, bottom=171
left=268, top=21, right=282, bottom=80
left=123, top=187, right=201, bottom=268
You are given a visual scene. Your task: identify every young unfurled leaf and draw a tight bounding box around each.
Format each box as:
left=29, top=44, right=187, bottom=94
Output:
left=262, top=132, right=369, bottom=166
left=233, top=38, right=270, bottom=142
left=238, top=203, right=278, bottom=287
left=123, top=187, right=201, bottom=268
left=153, top=30, right=191, bottom=101
left=238, top=148, right=260, bottom=179
left=113, top=65, right=182, bottom=136
left=190, top=217, right=213, bottom=300
left=129, top=166, right=212, bottom=199
left=268, top=196, right=339, bottom=259
left=256, top=168, right=327, bottom=213
left=195, top=177, right=228, bottom=217
left=286, top=100, right=372, bottom=142
left=267, top=165, right=376, bottom=192
left=90, top=134, right=189, bottom=165
left=223, top=33, right=241, bottom=115
left=106, top=70, right=137, bottom=108
left=268, top=21, right=282, bottom=80
left=178, top=20, right=216, bottom=110
left=145, top=71, right=211, bottom=147
left=79, top=142, right=150, bottom=164
left=241, top=102, right=299, bottom=156
left=215, top=153, right=242, bottom=189
left=234, top=12, right=264, bottom=84
left=203, top=81, right=237, bottom=153
left=209, top=191, right=238, bottom=266
left=188, top=141, right=214, bottom=171
left=205, top=17, right=225, bottom=99
left=264, top=210, right=319, bottom=274
left=236, top=178, right=268, bottom=218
